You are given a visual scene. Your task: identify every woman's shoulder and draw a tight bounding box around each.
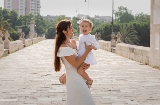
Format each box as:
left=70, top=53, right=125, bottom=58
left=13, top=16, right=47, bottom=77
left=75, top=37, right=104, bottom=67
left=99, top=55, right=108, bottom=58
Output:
left=57, top=46, right=74, bottom=57
left=60, top=43, right=68, bottom=47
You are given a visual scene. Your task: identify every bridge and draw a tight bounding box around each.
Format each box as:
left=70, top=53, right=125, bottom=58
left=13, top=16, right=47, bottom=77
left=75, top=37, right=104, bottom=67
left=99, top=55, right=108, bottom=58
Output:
left=0, top=39, right=160, bottom=105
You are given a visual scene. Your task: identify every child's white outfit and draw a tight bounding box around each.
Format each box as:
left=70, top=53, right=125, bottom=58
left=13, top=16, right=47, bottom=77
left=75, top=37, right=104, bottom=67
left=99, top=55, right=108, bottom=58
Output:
left=78, top=34, right=100, bottom=65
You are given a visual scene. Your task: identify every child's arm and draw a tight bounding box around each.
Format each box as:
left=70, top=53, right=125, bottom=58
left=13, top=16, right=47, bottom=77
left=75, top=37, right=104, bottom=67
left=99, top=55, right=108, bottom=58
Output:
left=90, top=35, right=100, bottom=50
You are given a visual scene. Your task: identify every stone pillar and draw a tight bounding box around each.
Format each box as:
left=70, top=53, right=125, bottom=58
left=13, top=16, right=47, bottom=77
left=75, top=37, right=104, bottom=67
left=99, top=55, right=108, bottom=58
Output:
left=111, top=32, right=116, bottom=47
left=29, top=19, right=35, bottom=39
left=19, top=32, right=25, bottom=44
left=0, top=30, right=4, bottom=58
left=95, top=32, right=101, bottom=40
left=116, top=32, right=122, bottom=44
left=0, top=30, right=3, bottom=44
left=150, top=0, right=160, bottom=68
left=4, top=31, right=10, bottom=49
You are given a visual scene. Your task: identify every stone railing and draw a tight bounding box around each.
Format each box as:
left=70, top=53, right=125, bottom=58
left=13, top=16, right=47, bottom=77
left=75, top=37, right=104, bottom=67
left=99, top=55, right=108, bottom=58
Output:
left=98, top=40, right=150, bottom=65
left=98, top=40, right=111, bottom=52
left=0, top=44, right=4, bottom=57
left=0, top=30, right=46, bottom=58
left=8, top=40, right=24, bottom=54
left=115, top=43, right=150, bottom=65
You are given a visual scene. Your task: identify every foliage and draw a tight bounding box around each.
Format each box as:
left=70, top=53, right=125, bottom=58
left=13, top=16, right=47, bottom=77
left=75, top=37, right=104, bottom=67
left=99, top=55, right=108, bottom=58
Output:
left=0, top=6, right=150, bottom=46
left=118, top=24, right=139, bottom=45
left=10, top=31, right=19, bottom=41
left=71, top=17, right=80, bottom=35
left=114, top=6, right=134, bottom=23
left=130, top=22, right=150, bottom=47
left=46, top=27, right=56, bottom=39
left=92, top=23, right=112, bottom=41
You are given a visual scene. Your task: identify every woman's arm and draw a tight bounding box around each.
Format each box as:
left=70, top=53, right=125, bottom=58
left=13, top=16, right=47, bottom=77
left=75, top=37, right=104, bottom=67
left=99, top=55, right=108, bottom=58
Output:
left=65, top=42, right=92, bottom=68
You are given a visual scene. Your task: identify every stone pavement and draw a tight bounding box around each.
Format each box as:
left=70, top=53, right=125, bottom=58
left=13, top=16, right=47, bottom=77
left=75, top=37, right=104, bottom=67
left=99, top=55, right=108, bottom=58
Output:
left=0, top=39, right=160, bottom=105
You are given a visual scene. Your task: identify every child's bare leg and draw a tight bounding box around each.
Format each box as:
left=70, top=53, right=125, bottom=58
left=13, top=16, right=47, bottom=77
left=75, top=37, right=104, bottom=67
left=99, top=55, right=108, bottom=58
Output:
left=77, top=65, right=93, bottom=88
left=77, top=66, right=91, bottom=81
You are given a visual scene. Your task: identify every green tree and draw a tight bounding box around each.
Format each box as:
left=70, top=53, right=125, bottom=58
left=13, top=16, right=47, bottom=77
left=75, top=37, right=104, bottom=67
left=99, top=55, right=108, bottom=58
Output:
left=134, top=12, right=150, bottom=22
left=0, top=16, right=13, bottom=33
left=114, top=6, right=134, bottom=23
left=9, top=10, right=19, bottom=30
left=46, top=27, right=56, bottom=39
left=118, top=24, right=139, bottom=45
left=71, top=17, right=80, bottom=35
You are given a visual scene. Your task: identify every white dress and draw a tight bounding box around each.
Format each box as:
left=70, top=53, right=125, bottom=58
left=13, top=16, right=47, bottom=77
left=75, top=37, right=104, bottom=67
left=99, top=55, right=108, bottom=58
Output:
left=78, top=34, right=100, bottom=65
left=57, top=47, right=95, bottom=105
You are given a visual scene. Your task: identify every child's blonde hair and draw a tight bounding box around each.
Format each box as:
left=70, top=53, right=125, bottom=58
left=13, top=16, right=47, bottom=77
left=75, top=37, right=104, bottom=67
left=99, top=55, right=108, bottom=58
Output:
left=79, top=19, right=93, bottom=28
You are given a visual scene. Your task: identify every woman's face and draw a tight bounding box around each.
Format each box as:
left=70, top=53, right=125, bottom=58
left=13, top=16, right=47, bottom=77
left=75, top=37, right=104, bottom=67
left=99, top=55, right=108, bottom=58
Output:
left=66, top=24, right=74, bottom=38
left=80, top=22, right=92, bottom=35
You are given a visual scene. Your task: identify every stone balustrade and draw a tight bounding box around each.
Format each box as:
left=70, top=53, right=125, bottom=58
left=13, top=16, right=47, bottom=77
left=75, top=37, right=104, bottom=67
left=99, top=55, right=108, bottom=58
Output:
left=0, top=37, right=46, bottom=58
left=32, top=38, right=39, bottom=44
left=99, top=41, right=150, bottom=65
left=98, top=40, right=111, bottom=52
left=0, top=44, right=4, bottom=57
left=115, top=43, right=150, bottom=65
left=9, top=40, right=24, bottom=54
left=24, top=39, right=32, bottom=47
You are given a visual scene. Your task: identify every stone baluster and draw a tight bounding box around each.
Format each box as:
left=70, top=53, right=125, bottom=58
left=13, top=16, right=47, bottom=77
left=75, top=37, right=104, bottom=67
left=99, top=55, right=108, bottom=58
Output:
left=4, top=31, right=10, bottom=49
left=19, top=32, right=25, bottom=44
left=111, top=32, right=116, bottom=47
left=29, top=19, right=35, bottom=39
left=116, top=32, right=122, bottom=44
left=0, top=30, right=3, bottom=44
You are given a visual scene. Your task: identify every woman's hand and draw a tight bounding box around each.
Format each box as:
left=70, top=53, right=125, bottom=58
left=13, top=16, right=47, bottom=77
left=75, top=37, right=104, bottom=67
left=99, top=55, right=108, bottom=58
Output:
left=84, top=42, right=93, bottom=53
left=80, top=62, right=90, bottom=70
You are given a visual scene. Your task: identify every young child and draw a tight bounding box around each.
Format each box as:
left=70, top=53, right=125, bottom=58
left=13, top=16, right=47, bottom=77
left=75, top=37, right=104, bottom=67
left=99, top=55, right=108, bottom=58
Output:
left=77, top=18, right=100, bottom=88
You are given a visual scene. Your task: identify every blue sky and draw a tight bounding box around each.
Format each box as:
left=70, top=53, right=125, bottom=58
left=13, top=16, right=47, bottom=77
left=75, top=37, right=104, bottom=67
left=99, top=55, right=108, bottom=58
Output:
left=0, top=0, right=150, bottom=17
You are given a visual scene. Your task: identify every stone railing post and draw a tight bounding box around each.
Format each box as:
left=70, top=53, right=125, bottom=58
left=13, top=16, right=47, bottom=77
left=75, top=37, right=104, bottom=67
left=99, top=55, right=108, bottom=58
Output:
left=116, top=32, right=122, bottom=44
left=0, top=30, right=3, bottom=44
left=29, top=18, right=35, bottom=39
left=19, top=32, right=25, bottom=44
left=95, top=32, right=102, bottom=40
left=4, top=31, right=10, bottom=49
left=111, top=32, right=116, bottom=47
left=0, top=30, right=4, bottom=58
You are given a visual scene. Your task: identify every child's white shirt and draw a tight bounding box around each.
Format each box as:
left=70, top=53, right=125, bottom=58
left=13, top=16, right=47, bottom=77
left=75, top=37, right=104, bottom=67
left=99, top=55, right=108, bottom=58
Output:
left=78, top=34, right=100, bottom=65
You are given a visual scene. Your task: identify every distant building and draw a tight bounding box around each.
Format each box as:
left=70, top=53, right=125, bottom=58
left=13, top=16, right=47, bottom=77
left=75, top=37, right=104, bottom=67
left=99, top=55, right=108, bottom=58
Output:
left=94, top=15, right=112, bottom=23
left=4, top=0, right=41, bottom=16
left=76, top=14, right=112, bottom=23
left=77, top=14, right=89, bottom=19
left=43, top=15, right=71, bottom=20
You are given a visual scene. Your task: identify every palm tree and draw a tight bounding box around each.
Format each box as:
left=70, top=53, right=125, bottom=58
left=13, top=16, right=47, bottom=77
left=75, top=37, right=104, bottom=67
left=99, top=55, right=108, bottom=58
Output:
left=118, top=24, right=139, bottom=45
left=0, top=16, right=13, bottom=34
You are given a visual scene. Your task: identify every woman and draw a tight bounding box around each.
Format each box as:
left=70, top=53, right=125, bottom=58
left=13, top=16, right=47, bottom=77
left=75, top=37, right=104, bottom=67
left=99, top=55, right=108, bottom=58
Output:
left=54, top=19, right=95, bottom=105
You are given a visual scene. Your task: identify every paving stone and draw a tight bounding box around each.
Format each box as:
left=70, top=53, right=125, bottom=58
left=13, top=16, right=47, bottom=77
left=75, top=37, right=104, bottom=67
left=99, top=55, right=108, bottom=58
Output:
left=0, top=39, right=160, bottom=105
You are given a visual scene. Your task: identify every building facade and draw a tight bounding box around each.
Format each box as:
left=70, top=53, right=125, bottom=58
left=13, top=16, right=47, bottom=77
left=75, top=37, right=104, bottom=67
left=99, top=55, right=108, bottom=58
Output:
left=4, top=0, right=40, bottom=16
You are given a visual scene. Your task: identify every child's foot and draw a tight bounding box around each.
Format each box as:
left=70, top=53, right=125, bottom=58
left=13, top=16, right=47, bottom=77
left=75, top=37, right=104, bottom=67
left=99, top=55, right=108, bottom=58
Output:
left=86, top=79, right=93, bottom=89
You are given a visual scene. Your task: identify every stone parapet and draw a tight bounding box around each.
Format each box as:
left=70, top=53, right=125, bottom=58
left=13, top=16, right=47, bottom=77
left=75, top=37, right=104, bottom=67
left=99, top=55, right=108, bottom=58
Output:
left=98, top=40, right=111, bottom=52
left=0, top=44, right=4, bottom=58
left=8, top=40, right=24, bottom=54
left=32, top=38, right=39, bottom=44
left=37, top=37, right=46, bottom=42
left=24, top=39, right=32, bottom=47
left=115, top=43, right=150, bottom=65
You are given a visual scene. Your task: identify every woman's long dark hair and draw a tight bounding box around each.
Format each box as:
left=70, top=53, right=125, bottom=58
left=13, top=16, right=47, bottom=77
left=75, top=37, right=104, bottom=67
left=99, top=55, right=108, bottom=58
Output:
left=54, top=20, right=71, bottom=72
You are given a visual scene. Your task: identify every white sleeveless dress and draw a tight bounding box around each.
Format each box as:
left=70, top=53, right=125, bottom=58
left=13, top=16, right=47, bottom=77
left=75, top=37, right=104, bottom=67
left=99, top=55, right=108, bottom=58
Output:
left=57, top=47, right=95, bottom=105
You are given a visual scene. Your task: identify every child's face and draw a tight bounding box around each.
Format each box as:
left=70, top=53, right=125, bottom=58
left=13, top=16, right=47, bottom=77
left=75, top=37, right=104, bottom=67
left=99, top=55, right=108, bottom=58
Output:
left=80, top=22, right=92, bottom=35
